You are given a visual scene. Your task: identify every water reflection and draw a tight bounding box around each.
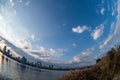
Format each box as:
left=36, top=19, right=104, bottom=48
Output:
left=0, top=52, right=68, bottom=80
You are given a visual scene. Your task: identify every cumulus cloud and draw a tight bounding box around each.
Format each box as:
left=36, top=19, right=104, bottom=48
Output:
left=73, top=56, right=82, bottom=63
left=72, top=24, right=105, bottom=41
left=72, top=48, right=94, bottom=63
left=15, top=38, right=63, bottom=63
left=82, top=48, right=94, bottom=56
left=91, top=24, right=104, bottom=40
left=99, top=35, right=113, bottom=49
left=27, top=46, right=63, bottom=63
left=39, top=46, right=62, bottom=57
left=72, top=25, right=88, bottom=34
left=17, top=39, right=32, bottom=49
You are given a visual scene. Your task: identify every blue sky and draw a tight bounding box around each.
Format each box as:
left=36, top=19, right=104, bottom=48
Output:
left=0, top=0, right=120, bottom=64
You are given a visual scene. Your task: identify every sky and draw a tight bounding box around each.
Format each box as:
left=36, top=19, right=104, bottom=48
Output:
left=0, top=0, right=120, bottom=65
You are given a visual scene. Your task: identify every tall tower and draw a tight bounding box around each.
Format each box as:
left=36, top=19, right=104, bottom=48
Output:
left=3, top=46, right=7, bottom=53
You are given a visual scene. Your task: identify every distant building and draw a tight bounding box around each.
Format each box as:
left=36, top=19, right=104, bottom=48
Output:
left=7, top=49, right=10, bottom=55
left=3, top=46, right=7, bottom=53
left=35, top=62, right=42, bottom=67
left=49, top=65, right=54, bottom=69
left=21, top=56, right=27, bottom=63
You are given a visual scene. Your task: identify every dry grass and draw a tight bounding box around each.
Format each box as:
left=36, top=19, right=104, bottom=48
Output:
left=59, top=46, right=120, bottom=80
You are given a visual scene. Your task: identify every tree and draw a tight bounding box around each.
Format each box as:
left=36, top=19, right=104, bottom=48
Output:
left=96, top=59, right=101, bottom=63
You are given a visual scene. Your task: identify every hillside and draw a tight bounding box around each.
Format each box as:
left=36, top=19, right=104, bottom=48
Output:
left=59, top=46, right=120, bottom=80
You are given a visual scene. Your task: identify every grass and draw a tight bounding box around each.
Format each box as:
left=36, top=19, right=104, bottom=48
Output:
left=59, top=46, right=120, bottom=80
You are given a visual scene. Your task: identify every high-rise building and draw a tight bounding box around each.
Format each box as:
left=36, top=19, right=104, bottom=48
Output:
left=3, top=46, right=7, bottom=53
left=7, top=49, right=10, bottom=55
left=21, top=56, right=27, bottom=63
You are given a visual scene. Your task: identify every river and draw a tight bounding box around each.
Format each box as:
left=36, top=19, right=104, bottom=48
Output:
left=0, top=52, right=69, bottom=80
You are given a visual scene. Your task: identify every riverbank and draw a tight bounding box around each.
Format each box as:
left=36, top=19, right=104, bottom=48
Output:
left=59, top=46, right=120, bottom=80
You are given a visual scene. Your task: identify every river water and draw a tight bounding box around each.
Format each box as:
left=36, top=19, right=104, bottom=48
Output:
left=0, top=52, right=69, bottom=80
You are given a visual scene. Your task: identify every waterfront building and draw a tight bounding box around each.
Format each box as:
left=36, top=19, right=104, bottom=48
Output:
left=3, top=46, right=7, bottom=53
left=21, top=56, right=27, bottom=63
left=7, top=49, right=10, bottom=55
left=35, top=62, right=42, bottom=67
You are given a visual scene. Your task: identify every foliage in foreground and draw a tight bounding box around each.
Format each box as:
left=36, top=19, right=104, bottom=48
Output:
left=59, top=46, right=120, bottom=80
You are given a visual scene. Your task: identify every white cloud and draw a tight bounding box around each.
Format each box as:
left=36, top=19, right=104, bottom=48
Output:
left=112, top=7, right=115, bottom=16
left=39, top=46, right=62, bottom=57
left=26, top=46, right=63, bottom=63
left=49, top=48, right=62, bottom=57
left=9, top=0, right=14, bottom=6
left=16, top=41, right=63, bottom=63
left=72, top=25, right=88, bottom=34
left=100, top=7, right=105, bottom=15
left=99, top=35, right=113, bottom=49
left=99, top=23, right=120, bottom=50
left=39, top=46, right=45, bottom=54
left=17, top=39, right=32, bottom=49
left=73, top=56, right=82, bottom=63
left=27, top=46, right=63, bottom=57
left=82, top=48, right=94, bottom=56
left=91, top=24, right=104, bottom=40
left=99, top=1, right=120, bottom=51
left=72, top=48, right=94, bottom=63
